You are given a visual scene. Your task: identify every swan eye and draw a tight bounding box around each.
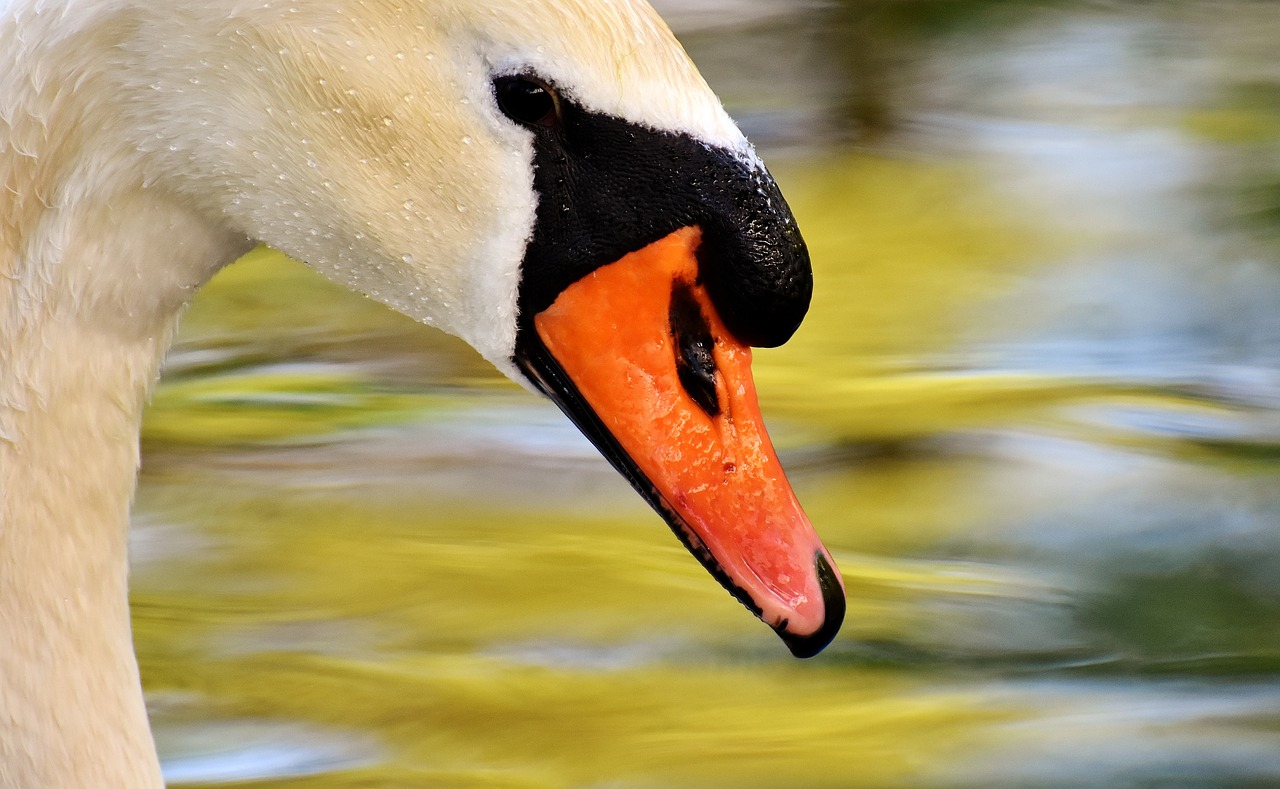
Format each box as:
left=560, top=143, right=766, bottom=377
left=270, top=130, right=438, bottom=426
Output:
left=494, top=76, right=561, bottom=129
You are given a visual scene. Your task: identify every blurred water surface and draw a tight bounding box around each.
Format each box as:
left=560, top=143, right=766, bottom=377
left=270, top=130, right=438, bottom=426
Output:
left=134, top=2, right=1280, bottom=786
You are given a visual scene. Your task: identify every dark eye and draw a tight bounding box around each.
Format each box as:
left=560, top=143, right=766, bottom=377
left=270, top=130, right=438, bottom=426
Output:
left=493, top=76, right=561, bottom=129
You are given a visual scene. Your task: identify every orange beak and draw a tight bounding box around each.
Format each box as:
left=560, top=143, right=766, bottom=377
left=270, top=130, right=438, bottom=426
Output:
left=519, top=227, right=844, bottom=657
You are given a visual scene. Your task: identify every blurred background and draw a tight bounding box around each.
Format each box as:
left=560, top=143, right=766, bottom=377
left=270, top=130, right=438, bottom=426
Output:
left=135, top=1, right=1280, bottom=786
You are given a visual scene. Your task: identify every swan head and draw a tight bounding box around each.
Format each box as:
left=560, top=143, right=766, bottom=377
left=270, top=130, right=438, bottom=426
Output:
left=110, top=0, right=843, bottom=656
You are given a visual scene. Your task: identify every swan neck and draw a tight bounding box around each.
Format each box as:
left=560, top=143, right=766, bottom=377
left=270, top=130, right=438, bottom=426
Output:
left=1, top=19, right=250, bottom=780
left=0, top=196, right=249, bottom=789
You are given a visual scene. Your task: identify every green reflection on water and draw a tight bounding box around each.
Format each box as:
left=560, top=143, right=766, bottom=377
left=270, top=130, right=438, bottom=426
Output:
left=135, top=492, right=1016, bottom=788
left=133, top=2, right=1280, bottom=786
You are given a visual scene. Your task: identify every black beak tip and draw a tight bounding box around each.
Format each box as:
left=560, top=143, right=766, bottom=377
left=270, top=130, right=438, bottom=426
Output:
left=775, top=552, right=846, bottom=659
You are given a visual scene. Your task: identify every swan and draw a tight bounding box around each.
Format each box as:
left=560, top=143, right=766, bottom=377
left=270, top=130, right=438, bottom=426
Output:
left=0, top=0, right=845, bottom=785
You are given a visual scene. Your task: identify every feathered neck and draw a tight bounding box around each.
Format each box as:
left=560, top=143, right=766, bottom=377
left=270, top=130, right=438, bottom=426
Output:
left=1, top=5, right=250, bottom=784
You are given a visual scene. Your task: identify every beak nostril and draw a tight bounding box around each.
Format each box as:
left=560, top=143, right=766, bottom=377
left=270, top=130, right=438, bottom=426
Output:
left=669, top=280, right=721, bottom=417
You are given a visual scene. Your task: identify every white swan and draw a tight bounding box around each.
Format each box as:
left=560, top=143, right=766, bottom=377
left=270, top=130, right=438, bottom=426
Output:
left=0, top=1, right=845, bottom=785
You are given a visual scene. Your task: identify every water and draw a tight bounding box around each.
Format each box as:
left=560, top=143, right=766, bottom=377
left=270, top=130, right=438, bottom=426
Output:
left=135, top=2, right=1280, bottom=786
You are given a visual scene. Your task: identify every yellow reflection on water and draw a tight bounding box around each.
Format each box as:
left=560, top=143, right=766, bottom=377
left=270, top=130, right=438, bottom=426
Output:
left=134, top=489, right=1019, bottom=788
